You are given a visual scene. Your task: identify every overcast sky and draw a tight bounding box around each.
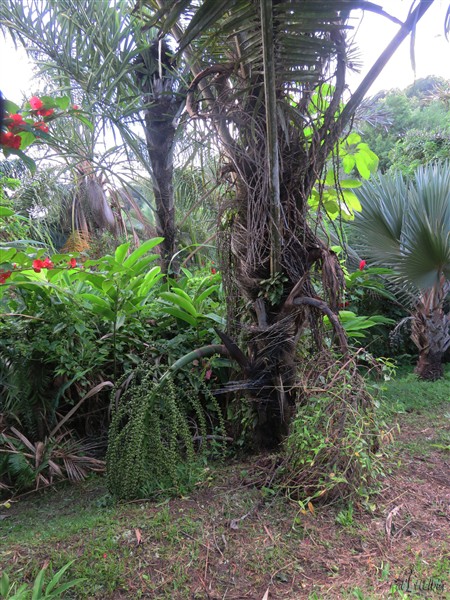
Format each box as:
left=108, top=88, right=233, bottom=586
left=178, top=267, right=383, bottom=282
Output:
left=347, top=0, right=450, bottom=93
left=1, top=0, right=449, bottom=104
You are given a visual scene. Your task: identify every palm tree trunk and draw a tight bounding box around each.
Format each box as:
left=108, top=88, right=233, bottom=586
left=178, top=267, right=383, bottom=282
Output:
left=415, top=350, right=444, bottom=381
left=144, top=112, right=177, bottom=272
left=412, top=305, right=448, bottom=381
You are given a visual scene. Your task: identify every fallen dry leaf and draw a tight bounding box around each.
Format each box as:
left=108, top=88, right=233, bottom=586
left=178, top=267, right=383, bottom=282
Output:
left=135, top=528, right=142, bottom=545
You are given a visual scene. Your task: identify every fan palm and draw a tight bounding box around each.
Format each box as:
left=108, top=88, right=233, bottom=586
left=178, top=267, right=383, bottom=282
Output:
left=353, top=163, right=450, bottom=380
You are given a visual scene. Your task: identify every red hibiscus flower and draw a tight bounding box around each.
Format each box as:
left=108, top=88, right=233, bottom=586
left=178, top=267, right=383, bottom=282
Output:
left=68, top=257, right=77, bottom=268
left=29, top=96, right=44, bottom=110
left=42, top=257, right=54, bottom=269
left=211, top=267, right=217, bottom=274
left=359, top=260, right=367, bottom=271
left=33, top=121, right=49, bottom=133
left=0, top=270, right=12, bottom=284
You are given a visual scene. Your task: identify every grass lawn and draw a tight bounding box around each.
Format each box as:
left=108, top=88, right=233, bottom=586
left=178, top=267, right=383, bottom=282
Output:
left=1, top=368, right=449, bottom=599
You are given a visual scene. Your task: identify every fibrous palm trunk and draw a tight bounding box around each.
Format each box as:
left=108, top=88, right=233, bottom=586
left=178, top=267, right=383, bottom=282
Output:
left=412, top=285, right=450, bottom=380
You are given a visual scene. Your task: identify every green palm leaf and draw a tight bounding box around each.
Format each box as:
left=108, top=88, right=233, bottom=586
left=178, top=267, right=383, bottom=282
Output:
left=354, top=162, right=450, bottom=291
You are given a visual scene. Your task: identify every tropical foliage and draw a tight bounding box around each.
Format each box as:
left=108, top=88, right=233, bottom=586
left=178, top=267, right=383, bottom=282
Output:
left=359, top=76, right=450, bottom=174
left=1, top=0, right=448, bottom=504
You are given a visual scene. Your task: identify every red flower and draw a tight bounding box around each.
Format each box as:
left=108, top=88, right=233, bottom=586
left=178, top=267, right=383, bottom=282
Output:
left=0, top=131, right=21, bottom=149
left=0, top=270, right=12, bottom=284
left=359, top=260, right=367, bottom=271
left=29, top=96, right=44, bottom=110
left=8, top=113, right=26, bottom=127
left=68, top=257, right=77, bottom=268
left=72, top=105, right=79, bottom=110
left=32, top=259, right=43, bottom=273
left=32, top=258, right=53, bottom=271
left=211, top=267, right=217, bottom=274
left=205, top=369, right=213, bottom=381
left=33, top=121, right=49, bottom=133
left=37, top=108, right=54, bottom=117
left=103, top=553, right=107, bottom=559
left=42, top=257, right=54, bottom=269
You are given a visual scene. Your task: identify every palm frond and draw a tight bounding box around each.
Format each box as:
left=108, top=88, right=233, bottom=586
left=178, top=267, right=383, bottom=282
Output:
left=354, top=162, right=450, bottom=292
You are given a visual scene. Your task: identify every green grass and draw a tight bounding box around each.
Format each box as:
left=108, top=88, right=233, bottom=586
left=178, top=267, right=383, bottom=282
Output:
left=381, top=367, right=450, bottom=413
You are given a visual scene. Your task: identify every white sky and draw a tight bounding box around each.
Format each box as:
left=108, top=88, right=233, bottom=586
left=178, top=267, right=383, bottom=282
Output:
left=347, top=0, right=450, bottom=93
left=1, top=0, right=449, bottom=103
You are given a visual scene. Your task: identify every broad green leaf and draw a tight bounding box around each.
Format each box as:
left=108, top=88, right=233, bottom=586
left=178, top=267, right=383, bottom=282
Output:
left=0, top=572, right=9, bottom=596
left=0, top=248, right=16, bottom=262
left=342, top=190, right=362, bottom=212
left=123, top=238, right=163, bottom=268
left=204, top=312, right=226, bottom=326
left=162, top=306, right=198, bottom=327
left=0, top=207, right=15, bottom=217
left=160, top=291, right=197, bottom=317
left=339, top=179, right=362, bottom=189
left=74, top=113, right=94, bottom=131
left=102, top=280, right=115, bottom=294
left=4, top=99, right=20, bottom=114
left=46, top=579, right=86, bottom=597
left=3, top=148, right=37, bottom=174
left=128, top=254, right=159, bottom=277
left=53, top=95, right=70, bottom=110
left=79, top=293, right=114, bottom=320
left=170, top=287, right=193, bottom=303
left=180, top=267, right=193, bottom=278
left=31, top=566, right=46, bottom=599
left=354, top=155, right=371, bottom=179
left=137, top=266, right=162, bottom=297
left=114, top=242, right=130, bottom=264
left=342, top=155, right=355, bottom=174
left=45, top=560, right=76, bottom=595
left=115, top=313, right=126, bottom=330
left=345, top=132, right=361, bottom=145
left=17, top=131, right=36, bottom=150
left=195, top=285, right=219, bottom=305
left=77, top=272, right=106, bottom=290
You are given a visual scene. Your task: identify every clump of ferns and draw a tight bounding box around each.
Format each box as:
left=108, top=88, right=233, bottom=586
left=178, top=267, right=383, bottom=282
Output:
left=106, top=363, right=226, bottom=500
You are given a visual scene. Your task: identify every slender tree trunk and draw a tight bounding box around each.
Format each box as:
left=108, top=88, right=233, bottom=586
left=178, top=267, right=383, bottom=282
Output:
left=136, top=43, right=185, bottom=273
left=144, top=113, right=178, bottom=272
